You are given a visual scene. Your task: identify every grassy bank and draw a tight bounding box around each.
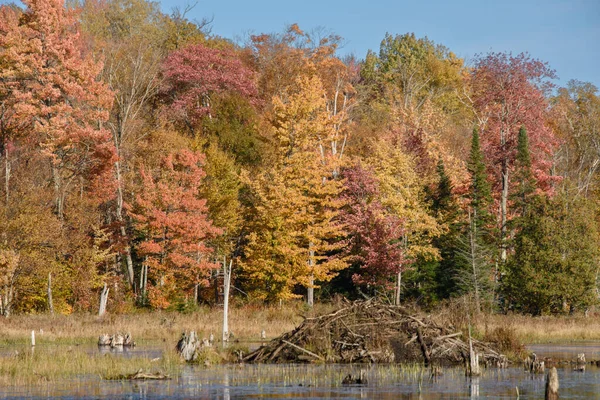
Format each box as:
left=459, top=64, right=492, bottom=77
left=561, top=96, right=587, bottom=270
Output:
left=478, top=313, right=600, bottom=344
left=0, top=301, right=598, bottom=389
left=0, top=302, right=334, bottom=346
left=0, top=345, right=180, bottom=386
left=2, top=302, right=599, bottom=347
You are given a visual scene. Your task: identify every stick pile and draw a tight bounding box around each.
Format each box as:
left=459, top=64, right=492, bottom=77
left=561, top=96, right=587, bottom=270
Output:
left=244, top=299, right=507, bottom=366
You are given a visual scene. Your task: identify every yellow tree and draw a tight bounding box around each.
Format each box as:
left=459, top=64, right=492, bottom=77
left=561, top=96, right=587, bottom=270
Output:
left=365, top=139, right=443, bottom=301
left=241, top=75, right=347, bottom=303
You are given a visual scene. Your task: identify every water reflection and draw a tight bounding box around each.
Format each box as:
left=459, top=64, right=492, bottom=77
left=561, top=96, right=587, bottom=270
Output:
left=468, top=377, right=479, bottom=398
left=1, top=343, right=600, bottom=399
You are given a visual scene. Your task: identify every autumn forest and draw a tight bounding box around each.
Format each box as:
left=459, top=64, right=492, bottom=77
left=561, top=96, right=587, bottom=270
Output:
left=0, top=0, right=598, bottom=317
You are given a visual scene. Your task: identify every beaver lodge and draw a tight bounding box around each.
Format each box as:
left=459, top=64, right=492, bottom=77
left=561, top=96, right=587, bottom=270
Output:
left=244, top=299, right=508, bottom=367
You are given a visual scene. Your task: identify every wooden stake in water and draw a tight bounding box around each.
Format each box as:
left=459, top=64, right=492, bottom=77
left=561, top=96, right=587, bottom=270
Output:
left=545, top=367, right=559, bottom=400
left=31, top=330, right=35, bottom=346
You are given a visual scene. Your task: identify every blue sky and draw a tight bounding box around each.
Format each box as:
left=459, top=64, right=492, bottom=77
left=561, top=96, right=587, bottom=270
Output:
left=1, top=0, right=597, bottom=87
left=156, top=0, right=600, bottom=89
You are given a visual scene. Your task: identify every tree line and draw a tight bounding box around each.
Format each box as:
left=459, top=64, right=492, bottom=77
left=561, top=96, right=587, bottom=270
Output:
left=0, top=0, right=598, bottom=316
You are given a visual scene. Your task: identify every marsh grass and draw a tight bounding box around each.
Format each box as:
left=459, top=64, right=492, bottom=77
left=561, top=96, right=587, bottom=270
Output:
left=0, top=301, right=334, bottom=345
left=1, top=300, right=598, bottom=390
left=477, top=314, right=600, bottom=344
left=224, top=363, right=469, bottom=388
left=433, top=298, right=600, bottom=344
left=0, top=345, right=180, bottom=386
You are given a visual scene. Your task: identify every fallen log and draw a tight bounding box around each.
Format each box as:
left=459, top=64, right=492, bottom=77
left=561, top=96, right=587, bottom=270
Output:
left=106, top=368, right=170, bottom=380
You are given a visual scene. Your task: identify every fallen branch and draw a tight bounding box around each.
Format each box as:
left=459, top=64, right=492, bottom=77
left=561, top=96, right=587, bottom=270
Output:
left=282, top=340, right=324, bottom=361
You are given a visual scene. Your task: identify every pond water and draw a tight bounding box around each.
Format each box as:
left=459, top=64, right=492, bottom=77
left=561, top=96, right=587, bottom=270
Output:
left=1, top=342, right=599, bottom=399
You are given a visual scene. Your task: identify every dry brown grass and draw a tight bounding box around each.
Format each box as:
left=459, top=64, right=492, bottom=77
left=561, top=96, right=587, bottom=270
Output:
left=478, top=313, right=600, bottom=344
left=0, top=301, right=336, bottom=345
left=431, top=297, right=600, bottom=344
left=3, top=299, right=597, bottom=348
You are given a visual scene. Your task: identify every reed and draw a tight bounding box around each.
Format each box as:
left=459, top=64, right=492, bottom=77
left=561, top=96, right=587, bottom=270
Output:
left=0, top=345, right=180, bottom=386
left=478, top=314, right=600, bottom=343
left=0, top=301, right=334, bottom=345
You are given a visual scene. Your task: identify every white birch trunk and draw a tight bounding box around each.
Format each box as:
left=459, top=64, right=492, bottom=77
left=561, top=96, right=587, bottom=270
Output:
left=222, top=259, right=232, bottom=348
left=99, top=283, right=109, bottom=316
left=395, top=271, right=402, bottom=305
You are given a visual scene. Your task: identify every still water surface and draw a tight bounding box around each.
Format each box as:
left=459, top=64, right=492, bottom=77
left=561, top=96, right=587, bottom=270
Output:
left=1, top=343, right=599, bottom=399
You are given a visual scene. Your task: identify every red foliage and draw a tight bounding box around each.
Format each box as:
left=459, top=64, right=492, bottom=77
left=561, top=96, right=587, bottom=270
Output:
left=0, top=0, right=115, bottom=212
left=341, top=164, right=409, bottom=288
left=160, top=44, right=257, bottom=128
left=472, top=52, right=560, bottom=194
left=130, top=150, right=222, bottom=307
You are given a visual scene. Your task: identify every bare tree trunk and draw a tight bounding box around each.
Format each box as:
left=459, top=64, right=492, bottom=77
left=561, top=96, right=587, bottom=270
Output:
left=500, top=125, right=509, bottom=265
left=99, top=283, right=109, bottom=316
left=500, top=165, right=508, bottom=263
left=52, top=165, right=64, bottom=220
left=469, top=209, right=481, bottom=313
left=47, top=273, right=54, bottom=315
left=143, top=264, right=148, bottom=295
left=139, top=259, right=148, bottom=302
left=545, top=367, right=559, bottom=400
left=395, top=271, right=402, bottom=305
left=307, top=275, right=314, bottom=307
left=4, top=146, right=10, bottom=206
left=115, top=160, right=135, bottom=289
left=139, top=260, right=144, bottom=295
left=307, top=244, right=314, bottom=307
left=222, top=258, right=232, bottom=348
left=193, top=283, right=198, bottom=306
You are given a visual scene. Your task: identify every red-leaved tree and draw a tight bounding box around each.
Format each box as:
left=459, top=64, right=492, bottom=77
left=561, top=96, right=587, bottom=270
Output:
left=342, top=164, right=409, bottom=295
left=160, top=44, right=257, bottom=131
left=0, top=0, right=114, bottom=219
left=471, top=52, right=559, bottom=261
left=130, top=150, right=221, bottom=308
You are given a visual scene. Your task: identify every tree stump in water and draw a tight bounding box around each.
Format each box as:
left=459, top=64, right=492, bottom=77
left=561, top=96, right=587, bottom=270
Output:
left=111, top=334, right=124, bottom=347
left=98, top=334, right=111, bottom=346
left=545, top=367, right=559, bottom=400
left=98, top=332, right=135, bottom=347
left=525, top=353, right=545, bottom=373
left=123, top=333, right=135, bottom=347
left=177, top=331, right=199, bottom=362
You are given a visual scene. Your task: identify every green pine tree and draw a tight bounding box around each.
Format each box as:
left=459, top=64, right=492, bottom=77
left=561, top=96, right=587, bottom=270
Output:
left=502, top=193, right=599, bottom=315
left=407, top=159, right=461, bottom=305
left=454, top=128, right=496, bottom=310
left=467, top=128, right=493, bottom=230
left=512, top=126, right=536, bottom=218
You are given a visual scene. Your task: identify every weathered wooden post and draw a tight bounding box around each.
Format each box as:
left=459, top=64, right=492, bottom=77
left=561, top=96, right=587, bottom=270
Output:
left=31, top=330, right=35, bottom=346
left=222, top=258, right=232, bottom=348
left=545, top=367, right=559, bottom=399
left=467, top=322, right=480, bottom=376
left=47, top=273, right=54, bottom=315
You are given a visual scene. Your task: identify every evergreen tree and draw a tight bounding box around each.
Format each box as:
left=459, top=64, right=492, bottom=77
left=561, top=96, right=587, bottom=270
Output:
left=407, top=160, right=460, bottom=305
left=432, top=160, right=462, bottom=299
left=512, top=126, right=537, bottom=217
left=454, top=128, right=496, bottom=311
left=503, top=194, right=599, bottom=315
left=467, top=128, right=493, bottom=228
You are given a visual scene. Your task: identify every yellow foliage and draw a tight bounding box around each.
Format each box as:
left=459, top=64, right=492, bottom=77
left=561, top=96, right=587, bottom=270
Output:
left=240, top=75, right=348, bottom=301
left=366, top=140, right=442, bottom=260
